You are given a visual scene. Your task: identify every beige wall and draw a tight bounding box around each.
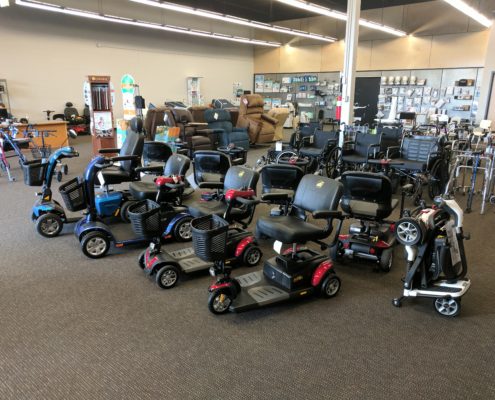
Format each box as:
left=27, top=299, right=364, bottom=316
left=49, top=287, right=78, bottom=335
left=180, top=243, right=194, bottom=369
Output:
left=255, top=30, right=489, bottom=74
left=0, top=7, right=254, bottom=121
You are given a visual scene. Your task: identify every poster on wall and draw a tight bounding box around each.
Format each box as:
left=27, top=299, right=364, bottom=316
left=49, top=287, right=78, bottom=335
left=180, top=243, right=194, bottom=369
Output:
left=254, top=75, right=264, bottom=93
left=264, top=80, right=273, bottom=92
left=121, top=74, right=136, bottom=121
left=93, top=111, right=113, bottom=137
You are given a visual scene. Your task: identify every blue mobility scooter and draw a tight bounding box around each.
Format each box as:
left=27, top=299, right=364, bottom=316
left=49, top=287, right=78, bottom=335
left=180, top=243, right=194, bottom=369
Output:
left=206, top=175, right=344, bottom=314
left=23, top=146, right=80, bottom=237
left=75, top=156, right=192, bottom=258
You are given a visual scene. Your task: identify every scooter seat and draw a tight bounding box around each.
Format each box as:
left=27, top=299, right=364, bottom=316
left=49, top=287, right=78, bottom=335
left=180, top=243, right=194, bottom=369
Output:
left=188, top=201, right=247, bottom=221
left=345, top=198, right=398, bottom=219
left=256, top=216, right=328, bottom=244
left=100, top=167, right=133, bottom=185
left=128, top=181, right=181, bottom=202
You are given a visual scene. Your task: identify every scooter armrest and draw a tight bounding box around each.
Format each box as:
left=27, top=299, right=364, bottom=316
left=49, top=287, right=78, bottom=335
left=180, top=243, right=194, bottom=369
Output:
left=199, top=182, right=224, bottom=189
left=135, top=166, right=163, bottom=174
left=111, top=155, right=140, bottom=162
left=235, top=196, right=260, bottom=206
left=312, top=210, right=343, bottom=219
left=99, top=148, right=120, bottom=154
left=165, top=182, right=185, bottom=189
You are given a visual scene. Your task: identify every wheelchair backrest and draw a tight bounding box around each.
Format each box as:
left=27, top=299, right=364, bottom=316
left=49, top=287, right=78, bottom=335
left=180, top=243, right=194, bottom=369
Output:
left=379, top=126, right=402, bottom=151
left=224, top=166, right=259, bottom=193
left=143, top=141, right=172, bottom=165
left=193, top=150, right=231, bottom=185
left=164, top=154, right=190, bottom=177
left=260, top=164, right=304, bottom=194
left=353, top=132, right=381, bottom=157
left=120, top=130, right=144, bottom=173
left=312, top=130, right=338, bottom=149
left=340, top=172, right=394, bottom=220
left=401, top=135, right=438, bottom=162
left=299, top=122, right=320, bottom=136
left=293, top=175, right=343, bottom=214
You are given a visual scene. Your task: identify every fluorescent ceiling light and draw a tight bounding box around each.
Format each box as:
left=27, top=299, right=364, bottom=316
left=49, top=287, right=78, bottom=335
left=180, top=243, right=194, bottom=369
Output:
left=14, top=0, right=281, bottom=47
left=129, top=0, right=336, bottom=42
left=277, top=0, right=407, bottom=37
left=0, top=0, right=10, bottom=7
left=443, top=0, right=492, bottom=28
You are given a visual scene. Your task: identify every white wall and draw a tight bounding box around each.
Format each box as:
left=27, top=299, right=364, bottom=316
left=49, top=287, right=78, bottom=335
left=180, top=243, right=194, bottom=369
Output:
left=0, top=7, right=254, bottom=121
left=479, top=27, right=495, bottom=121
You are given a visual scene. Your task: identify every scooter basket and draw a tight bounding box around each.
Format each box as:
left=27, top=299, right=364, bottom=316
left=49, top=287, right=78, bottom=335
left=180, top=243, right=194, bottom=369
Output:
left=128, top=200, right=162, bottom=237
left=59, top=177, right=87, bottom=211
left=21, top=159, right=47, bottom=186
left=191, top=214, right=229, bottom=262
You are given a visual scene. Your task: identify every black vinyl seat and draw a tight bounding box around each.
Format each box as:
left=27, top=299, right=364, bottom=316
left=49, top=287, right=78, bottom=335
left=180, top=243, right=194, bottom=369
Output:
left=256, top=175, right=343, bottom=244
left=129, top=154, right=191, bottom=201
left=142, top=141, right=173, bottom=169
left=188, top=166, right=259, bottom=222
left=342, top=132, right=381, bottom=165
left=193, top=150, right=231, bottom=187
left=340, top=171, right=397, bottom=220
left=99, top=118, right=144, bottom=185
left=299, top=130, right=338, bottom=158
left=260, top=164, right=304, bottom=200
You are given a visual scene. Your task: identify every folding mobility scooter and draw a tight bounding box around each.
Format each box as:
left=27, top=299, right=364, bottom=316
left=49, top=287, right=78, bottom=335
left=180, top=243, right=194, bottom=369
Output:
left=74, top=155, right=193, bottom=258
left=330, top=171, right=399, bottom=272
left=138, top=166, right=262, bottom=289
left=206, top=174, right=344, bottom=314
left=22, top=146, right=80, bottom=237
left=392, top=197, right=471, bottom=317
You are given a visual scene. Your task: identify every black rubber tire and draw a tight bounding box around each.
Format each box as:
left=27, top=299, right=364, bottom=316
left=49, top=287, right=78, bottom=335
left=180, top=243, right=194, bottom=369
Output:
left=379, top=248, right=393, bottom=272
left=138, top=250, right=146, bottom=270
left=325, top=147, right=341, bottom=179
left=320, top=274, right=341, bottom=298
left=173, top=216, right=193, bottom=242
left=81, top=231, right=110, bottom=259
left=242, top=245, right=262, bottom=267
left=62, top=164, right=69, bottom=175
left=329, top=243, right=340, bottom=262
left=56, top=171, right=63, bottom=182
left=428, top=159, right=448, bottom=200
left=395, top=217, right=424, bottom=246
left=155, top=265, right=180, bottom=289
left=208, top=289, right=233, bottom=314
left=392, top=298, right=402, bottom=308
left=120, top=200, right=136, bottom=223
left=434, top=297, right=461, bottom=317
left=35, top=213, right=63, bottom=238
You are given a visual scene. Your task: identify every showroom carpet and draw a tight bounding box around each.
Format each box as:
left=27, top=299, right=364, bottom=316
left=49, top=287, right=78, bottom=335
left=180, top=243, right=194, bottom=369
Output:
left=0, top=134, right=494, bottom=400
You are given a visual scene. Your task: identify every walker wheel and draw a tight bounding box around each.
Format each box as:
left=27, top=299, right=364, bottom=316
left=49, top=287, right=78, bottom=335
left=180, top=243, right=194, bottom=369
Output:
left=56, top=171, right=63, bottom=182
left=392, top=298, right=402, bottom=308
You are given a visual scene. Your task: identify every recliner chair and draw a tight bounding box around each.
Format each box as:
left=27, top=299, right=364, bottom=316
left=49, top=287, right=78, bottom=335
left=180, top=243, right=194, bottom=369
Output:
left=237, top=94, right=277, bottom=144
left=143, top=107, right=175, bottom=141
left=98, top=118, right=144, bottom=185
left=171, top=108, right=214, bottom=156
left=204, top=109, right=250, bottom=149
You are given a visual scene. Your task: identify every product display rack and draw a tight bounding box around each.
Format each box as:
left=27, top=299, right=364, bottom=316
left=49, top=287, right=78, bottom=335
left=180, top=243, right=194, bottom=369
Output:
left=0, top=79, right=11, bottom=114
left=86, top=75, right=116, bottom=155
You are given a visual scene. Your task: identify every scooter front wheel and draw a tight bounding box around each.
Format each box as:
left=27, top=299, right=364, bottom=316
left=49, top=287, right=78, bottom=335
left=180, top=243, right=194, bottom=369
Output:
left=81, top=231, right=110, bottom=259
left=208, top=289, right=233, bottom=315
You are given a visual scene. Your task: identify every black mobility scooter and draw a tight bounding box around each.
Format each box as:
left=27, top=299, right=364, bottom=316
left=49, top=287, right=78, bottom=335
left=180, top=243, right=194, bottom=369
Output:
left=393, top=197, right=471, bottom=317
left=206, top=174, right=344, bottom=314
left=330, top=171, right=398, bottom=272
left=139, top=166, right=263, bottom=289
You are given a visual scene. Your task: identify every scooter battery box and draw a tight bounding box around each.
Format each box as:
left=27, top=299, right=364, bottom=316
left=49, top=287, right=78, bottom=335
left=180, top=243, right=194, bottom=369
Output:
left=96, top=192, right=123, bottom=217
left=264, top=257, right=303, bottom=291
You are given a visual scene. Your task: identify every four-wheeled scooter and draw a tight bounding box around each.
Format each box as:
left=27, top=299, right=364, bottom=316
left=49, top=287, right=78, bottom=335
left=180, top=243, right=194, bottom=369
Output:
left=22, top=146, right=80, bottom=237
left=206, top=174, right=344, bottom=314
left=139, top=166, right=262, bottom=289
left=75, top=156, right=192, bottom=258
left=392, top=197, right=471, bottom=317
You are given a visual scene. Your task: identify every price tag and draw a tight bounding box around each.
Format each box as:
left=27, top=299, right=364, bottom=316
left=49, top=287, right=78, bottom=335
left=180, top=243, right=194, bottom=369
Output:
left=445, top=221, right=461, bottom=266
left=275, top=141, right=282, bottom=151
left=214, top=112, right=219, bottom=120
left=273, top=240, right=283, bottom=254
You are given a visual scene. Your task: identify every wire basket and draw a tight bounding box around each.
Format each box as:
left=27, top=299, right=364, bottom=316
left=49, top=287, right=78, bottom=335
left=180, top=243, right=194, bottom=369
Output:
left=128, top=200, right=162, bottom=238
left=191, top=214, right=229, bottom=262
left=59, top=177, right=87, bottom=212
left=21, top=159, right=47, bottom=186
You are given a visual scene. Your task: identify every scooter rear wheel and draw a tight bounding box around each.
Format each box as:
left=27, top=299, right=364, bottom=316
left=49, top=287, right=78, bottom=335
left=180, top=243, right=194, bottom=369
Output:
left=155, top=265, right=180, bottom=289
left=36, top=213, right=63, bottom=238
left=173, top=217, right=193, bottom=242
left=434, top=297, right=461, bottom=317
left=321, top=274, right=341, bottom=298
left=208, top=289, right=233, bottom=314
left=81, top=231, right=110, bottom=259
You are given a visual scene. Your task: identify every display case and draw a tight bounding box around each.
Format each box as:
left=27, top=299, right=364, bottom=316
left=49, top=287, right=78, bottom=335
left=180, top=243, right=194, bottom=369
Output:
left=85, top=75, right=116, bottom=155
left=0, top=79, right=11, bottom=116
left=187, top=77, right=202, bottom=106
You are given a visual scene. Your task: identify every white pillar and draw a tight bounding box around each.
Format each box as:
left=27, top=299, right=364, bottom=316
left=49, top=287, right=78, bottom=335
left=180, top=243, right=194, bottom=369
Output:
left=340, top=0, right=361, bottom=126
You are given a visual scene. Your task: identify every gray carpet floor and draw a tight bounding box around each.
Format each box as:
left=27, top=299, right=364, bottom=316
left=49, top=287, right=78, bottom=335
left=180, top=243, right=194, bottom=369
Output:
left=0, top=134, right=494, bottom=400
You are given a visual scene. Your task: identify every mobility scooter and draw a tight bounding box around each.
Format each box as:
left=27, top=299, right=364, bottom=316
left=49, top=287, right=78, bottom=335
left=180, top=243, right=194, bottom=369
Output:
left=22, top=146, right=80, bottom=237
left=392, top=197, right=471, bottom=317
left=330, top=171, right=398, bottom=272
left=206, top=174, right=344, bottom=314
left=138, top=166, right=262, bottom=289
left=75, top=155, right=192, bottom=258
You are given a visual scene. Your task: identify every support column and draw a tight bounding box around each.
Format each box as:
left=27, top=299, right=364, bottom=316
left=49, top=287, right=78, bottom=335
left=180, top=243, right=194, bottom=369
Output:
left=340, top=0, right=361, bottom=126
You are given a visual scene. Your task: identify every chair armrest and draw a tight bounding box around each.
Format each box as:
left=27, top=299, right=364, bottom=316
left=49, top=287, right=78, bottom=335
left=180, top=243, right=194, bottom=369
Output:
left=312, top=210, right=343, bottom=219
left=236, top=196, right=260, bottom=206
left=196, top=128, right=214, bottom=135
left=99, top=148, right=120, bottom=154
left=366, top=143, right=381, bottom=161
left=165, top=182, right=185, bottom=190
left=135, top=166, right=163, bottom=174
left=198, top=182, right=224, bottom=189
left=261, top=193, right=290, bottom=202
left=111, top=155, right=140, bottom=162
left=386, top=145, right=401, bottom=159
left=186, top=122, right=208, bottom=127
left=261, top=114, right=278, bottom=125
left=232, top=127, right=248, bottom=133
left=211, top=128, right=226, bottom=134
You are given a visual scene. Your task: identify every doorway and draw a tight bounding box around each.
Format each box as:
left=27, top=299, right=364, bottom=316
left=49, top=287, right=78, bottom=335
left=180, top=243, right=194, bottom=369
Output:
left=354, top=77, right=381, bottom=125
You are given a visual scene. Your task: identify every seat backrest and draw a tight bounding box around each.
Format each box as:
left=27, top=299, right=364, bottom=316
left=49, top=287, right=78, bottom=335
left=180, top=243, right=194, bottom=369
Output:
left=143, top=107, right=174, bottom=140
left=354, top=132, right=382, bottom=157
left=239, top=94, right=264, bottom=117
left=193, top=150, right=231, bottom=184
left=204, top=109, right=233, bottom=133
left=188, top=106, right=209, bottom=123
left=164, top=153, right=190, bottom=177
left=299, top=122, right=319, bottom=136
left=312, top=130, right=338, bottom=149
left=119, top=129, right=144, bottom=172
left=293, top=175, right=343, bottom=213
left=260, top=164, right=304, bottom=194
left=401, top=135, right=438, bottom=162
left=143, top=141, right=172, bottom=165
left=64, top=102, right=79, bottom=119
left=340, top=172, right=394, bottom=219
left=379, top=126, right=402, bottom=151
left=223, top=166, right=259, bottom=193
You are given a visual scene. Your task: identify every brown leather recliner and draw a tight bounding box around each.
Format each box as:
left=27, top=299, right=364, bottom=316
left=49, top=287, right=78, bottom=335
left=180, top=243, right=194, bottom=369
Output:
left=170, top=108, right=214, bottom=156
left=188, top=105, right=210, bottom=123
left=143, top=107, right=175, bottom=140
left=237, top=94, right=277, bottom=144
